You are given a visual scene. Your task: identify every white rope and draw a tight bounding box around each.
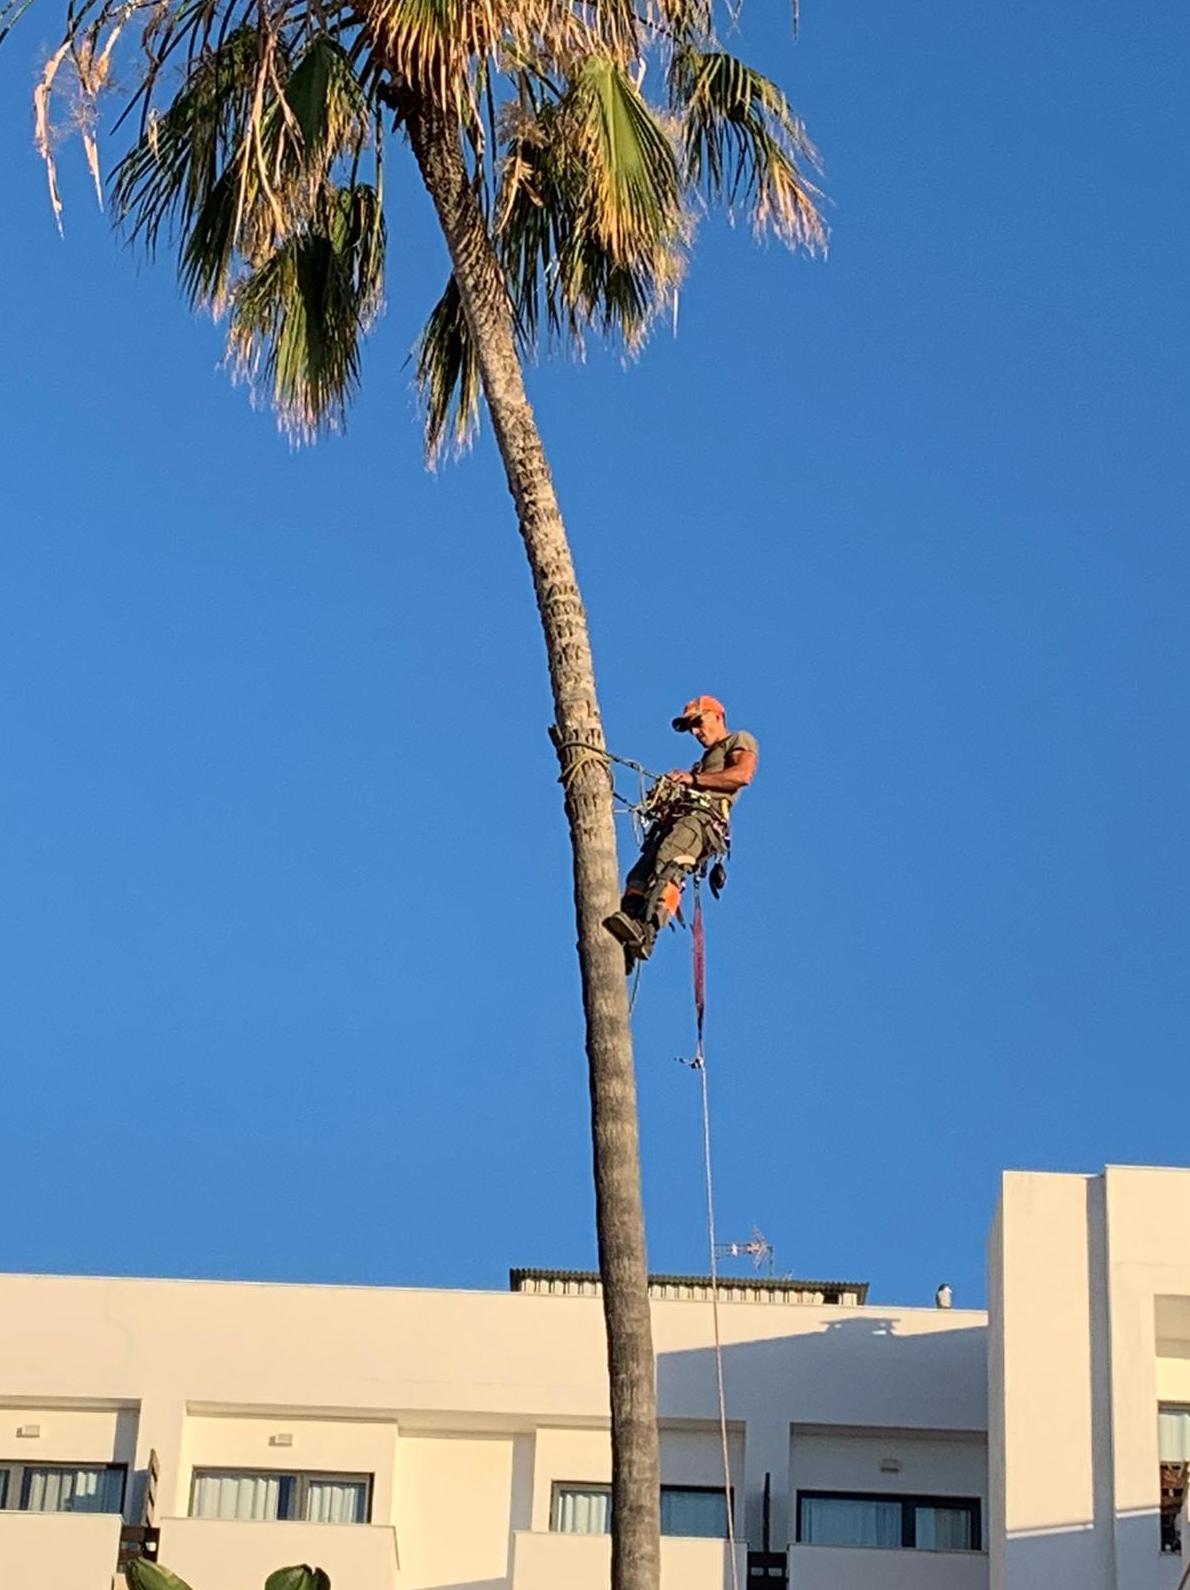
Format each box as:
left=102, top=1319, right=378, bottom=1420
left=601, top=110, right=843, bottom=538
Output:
left=695, top=1054, right=741, bottom=1590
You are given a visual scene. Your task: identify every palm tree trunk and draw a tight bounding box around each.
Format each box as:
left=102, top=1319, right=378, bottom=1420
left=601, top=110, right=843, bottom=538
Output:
left=402, top=95, right=661, bottom=1590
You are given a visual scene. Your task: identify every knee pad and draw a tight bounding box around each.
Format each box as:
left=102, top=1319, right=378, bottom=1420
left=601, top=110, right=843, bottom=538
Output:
left=646, top=862, right=687, bottom=926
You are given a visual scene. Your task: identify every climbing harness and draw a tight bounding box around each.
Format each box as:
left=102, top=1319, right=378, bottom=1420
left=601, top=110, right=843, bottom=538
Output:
left=678, top=881, right=740, bottom=1590
left=555, top=737, right=729, bottom=837
left=555, top=738, right=731, bottom=926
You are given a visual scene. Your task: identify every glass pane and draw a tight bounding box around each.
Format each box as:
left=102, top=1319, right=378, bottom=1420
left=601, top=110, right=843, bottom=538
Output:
left=1160, top=1409, right=1190, bottom=1461
left=0, top=1470, right=8, bottom=1508
left=660, top=1488, right=729, bottom=1538
left=190, top=1472, right=285, bottom=1521
left=552, top=1486, right=611, bottom=1534
left=305, top=1479, right=367, bottom=1524
left=22, top=1467, right=124, bottom=1514
left=801, top=1496, right=902, bottom=1548
left=915, top=1505, right=974, bottom=1551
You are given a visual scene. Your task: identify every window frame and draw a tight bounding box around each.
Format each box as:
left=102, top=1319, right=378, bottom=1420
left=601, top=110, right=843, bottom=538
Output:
left=549, top=1481, right=735, bottom=1538
left=0, top=1461, right=127, bottom=1515
left=550, top=1480, right=612, bottom=1534
left=796, top=1489, right=982, bottom=1553
left=188, top=1467, right=373, bottom=1525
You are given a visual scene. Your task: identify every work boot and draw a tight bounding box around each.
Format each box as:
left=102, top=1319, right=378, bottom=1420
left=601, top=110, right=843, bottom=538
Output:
left=604, top=911, right=647, bottom=954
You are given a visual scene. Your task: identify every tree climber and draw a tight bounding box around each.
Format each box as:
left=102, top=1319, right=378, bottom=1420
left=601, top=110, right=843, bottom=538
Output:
left=603, top=696, right=759, bottom=969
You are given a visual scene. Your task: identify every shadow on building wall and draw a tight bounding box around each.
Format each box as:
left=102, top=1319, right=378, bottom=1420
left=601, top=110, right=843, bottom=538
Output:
left=997, top=1511, right=1183, bottom=1590
left=658, top=1315, right=988, bottom=1430
left=657, top=1316, right=988, bottom=1553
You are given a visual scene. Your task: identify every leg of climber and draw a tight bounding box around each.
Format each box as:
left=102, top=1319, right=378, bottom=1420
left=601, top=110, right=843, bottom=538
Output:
left=605, top=813, right=712, bottom=965
left=604, top=830, right=664, bottom=961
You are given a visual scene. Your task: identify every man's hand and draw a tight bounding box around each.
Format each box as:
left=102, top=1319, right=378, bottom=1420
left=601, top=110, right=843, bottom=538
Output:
left=666, top=769, right=695, bottom=786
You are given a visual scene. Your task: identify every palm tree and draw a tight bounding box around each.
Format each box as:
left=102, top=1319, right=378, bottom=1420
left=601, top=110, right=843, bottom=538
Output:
left=8, top=1, right=824, bottom=1583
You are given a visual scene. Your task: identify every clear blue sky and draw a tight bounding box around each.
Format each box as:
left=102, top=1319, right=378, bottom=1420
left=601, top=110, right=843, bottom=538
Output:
left=0, top=0, right=1186, bottom=1312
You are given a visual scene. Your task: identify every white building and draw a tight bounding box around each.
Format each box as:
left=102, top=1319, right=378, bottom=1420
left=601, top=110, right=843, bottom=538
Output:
left=0, top=1164, right=1188, bottom=1590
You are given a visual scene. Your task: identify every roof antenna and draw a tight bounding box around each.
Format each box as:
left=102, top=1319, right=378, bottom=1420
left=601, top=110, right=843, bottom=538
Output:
left=714, top=1226, right=776, bottom=1278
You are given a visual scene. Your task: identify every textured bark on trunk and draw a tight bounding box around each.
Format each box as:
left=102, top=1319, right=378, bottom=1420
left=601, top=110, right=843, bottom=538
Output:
left=403, top=96, right=661, bottom=1590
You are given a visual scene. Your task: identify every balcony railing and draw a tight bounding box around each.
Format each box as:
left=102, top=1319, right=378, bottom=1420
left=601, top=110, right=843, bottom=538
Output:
left=155, top=1516, right=398, bottom=1590
left=512, top=1529, right=748, bottom=1590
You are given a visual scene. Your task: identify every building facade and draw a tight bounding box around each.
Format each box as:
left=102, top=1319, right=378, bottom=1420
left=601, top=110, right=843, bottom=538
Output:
left=0, top=1164, right=1187, bottom=1590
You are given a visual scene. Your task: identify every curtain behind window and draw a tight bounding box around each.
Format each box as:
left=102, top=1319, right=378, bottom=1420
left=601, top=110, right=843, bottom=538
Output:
left=801, top=1496, right=902, bottom=1548
left=552, top=1487, right=611, bottom=1534
left=190, top=1472, right=286, bottom=1521
left=305, top=1479, right=367, bottom=1524
left=23, top=1467, right=124, bottom=1514
left=660, top=1488, right=728, bottom=1538
left=915, top=1505, right=974, bottom=1551
left=1160, top=1408, right=1190, bottom=1461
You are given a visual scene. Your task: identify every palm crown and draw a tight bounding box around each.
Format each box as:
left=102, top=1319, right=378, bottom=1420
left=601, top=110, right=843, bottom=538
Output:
left=15, top=0, right=825, bottom=450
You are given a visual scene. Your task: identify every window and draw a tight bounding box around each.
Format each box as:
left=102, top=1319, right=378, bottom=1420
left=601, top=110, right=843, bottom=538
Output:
left=797, top=1491, right=981, bottom=1553
left=189, top=1470, right=370, bottom=1525
left=550, top=1483, right=732, bottom=1538
left=0, top=1464, right=126, bottom=1514
left=1158, top=1406, right=1190, bottom=1552
left=551, top=1484, right=611, bottom=1535
left=660, top=1486, right=732, bottom=1538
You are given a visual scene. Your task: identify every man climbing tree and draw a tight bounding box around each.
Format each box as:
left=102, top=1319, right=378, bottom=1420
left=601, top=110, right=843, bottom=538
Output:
left=5, top=0, right=821, bottom=1568
left=605, top=697, right=758, bottom=967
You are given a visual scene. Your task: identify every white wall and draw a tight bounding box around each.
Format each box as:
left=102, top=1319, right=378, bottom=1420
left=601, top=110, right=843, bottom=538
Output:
left=157, top=1516, right=399, bottom=1590
left=990, top=1165, right=1190, bottom=1590
left=789, top=1427, right=987, bottom=1531
left=396, top=1431, right=531, bottom=1589
left=0, top=1401, right=136, bottom=1474
left=0, top=1270, right=988, bottom=1590
left=176, top=1409, right=400, bottom=1523
left=0, top=1511, right=122, bottom=1590
left=789, top=1542, right=987, bottom=1590
left=511, top=1529, right=746, bottom=1590
left=988, top=1171, right=1110, bottom=1590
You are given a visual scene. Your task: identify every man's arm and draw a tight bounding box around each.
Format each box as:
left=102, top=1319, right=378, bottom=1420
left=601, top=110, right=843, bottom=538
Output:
left=667, top=749, right=758, bottom=794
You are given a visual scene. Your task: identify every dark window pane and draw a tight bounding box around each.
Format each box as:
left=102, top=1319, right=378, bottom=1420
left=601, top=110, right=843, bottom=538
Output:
left=660, top=1488, right=729, bottom=1538
left=22, top=1467, right=124, bottom=1514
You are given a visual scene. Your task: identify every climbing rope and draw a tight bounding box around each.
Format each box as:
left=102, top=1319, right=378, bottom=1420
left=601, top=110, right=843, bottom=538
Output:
left=683, top=882, right=740, bottom=1590
left=558, top=732, right=737, bottom=1579
left=555, top=738, right=671, bottom=839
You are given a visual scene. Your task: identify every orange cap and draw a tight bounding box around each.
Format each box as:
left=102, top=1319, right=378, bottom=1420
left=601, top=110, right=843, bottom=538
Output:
left=672, top=695, right=726, bottom=731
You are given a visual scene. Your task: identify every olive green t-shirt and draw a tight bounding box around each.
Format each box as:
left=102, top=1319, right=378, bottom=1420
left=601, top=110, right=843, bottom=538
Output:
left=693, top=730, right=759, bottom=806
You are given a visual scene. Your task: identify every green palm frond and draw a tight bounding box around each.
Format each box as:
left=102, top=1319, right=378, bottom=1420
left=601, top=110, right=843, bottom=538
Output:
left=281, top=33, right=369, bottom=170
left=179, top=162, right=240, bottom=308
left=227, top=182, right=385, bottom=438
left=671, top=47, right=826, bottom=250
left=496, top=62, right=684, bottom=352
left=416, top=274, right=482, bottom=461
left=569, top=56, right=683, bottom=269
left=111, top=23, right=263, bottom=260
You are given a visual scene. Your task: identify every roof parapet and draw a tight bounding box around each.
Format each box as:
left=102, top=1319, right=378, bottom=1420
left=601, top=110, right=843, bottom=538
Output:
left=509, top=1268, right=869, bottom=1306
